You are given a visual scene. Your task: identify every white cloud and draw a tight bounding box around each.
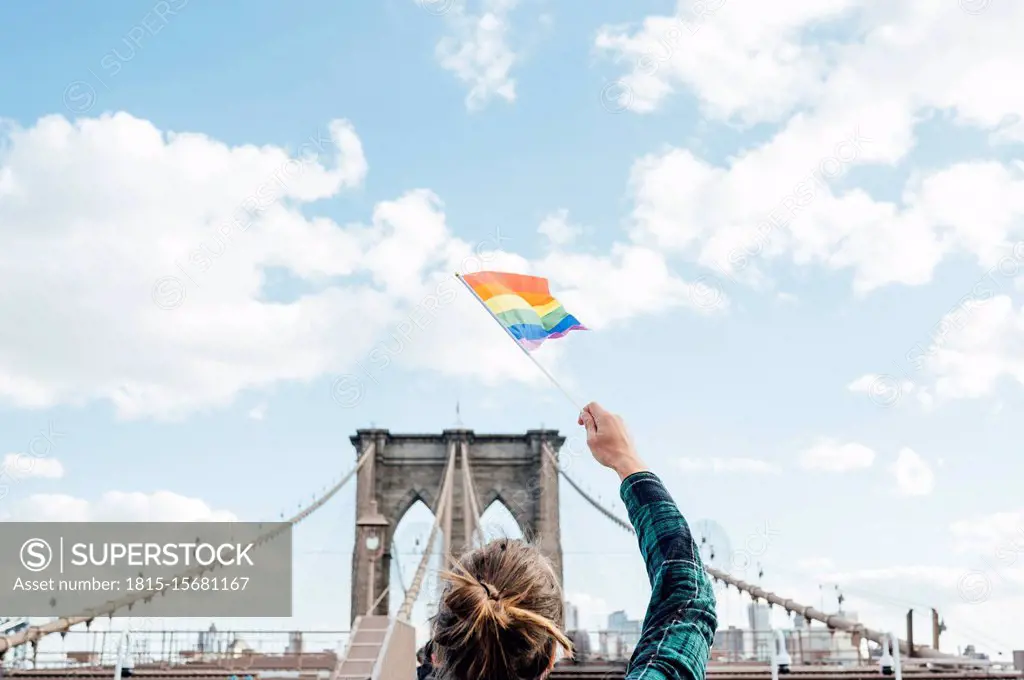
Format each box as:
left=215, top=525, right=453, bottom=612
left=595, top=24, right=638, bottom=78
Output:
left=678, top=457, right=779, bottom=474
left=824, top=564, right=966, bottom=585
left=599, top=2, right=1024, bottom=130
left=595, top=1, right=1024, bottom=301
left=890, top=447, right=934, bottom=496
left=0, top=113, right=375, bottom=420
left=248, top=402, right=267, bottom=420
left=596, top=0, right=855, bottom=121
left=912, top=295, right=1024, bottom=403
left=537, top=209, right=582, bottom=247
left=820, top=563, right=1024, bottom=613
left=798, top=439, right=875, bottom=472
left=433, top=0, right=519, bottom=111
left=950, top=510, right=1024, bottom=556
left=0, top=112, right=707, bottom=420
left=0, top=452, right=64, bottom=480
left=624, top=134, right=1024, bottom=298
left=538, top=244, right=729, bottom=325
left=1, top=490, right=237, bottom=521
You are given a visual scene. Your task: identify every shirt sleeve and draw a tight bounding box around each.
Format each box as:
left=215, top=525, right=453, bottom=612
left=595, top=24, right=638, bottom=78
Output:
left=621, top=472, right=718, bottom=680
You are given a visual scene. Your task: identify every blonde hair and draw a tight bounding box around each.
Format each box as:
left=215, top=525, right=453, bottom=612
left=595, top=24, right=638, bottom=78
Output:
left=431, top=539, right=573, bottom=679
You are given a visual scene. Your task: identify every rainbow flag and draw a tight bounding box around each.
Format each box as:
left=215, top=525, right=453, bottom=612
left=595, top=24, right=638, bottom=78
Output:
left=460, top=271, right=586, bottom=350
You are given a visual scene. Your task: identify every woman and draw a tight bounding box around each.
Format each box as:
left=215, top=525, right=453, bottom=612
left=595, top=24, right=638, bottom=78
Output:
left=429, top=402, right=718, bottom=679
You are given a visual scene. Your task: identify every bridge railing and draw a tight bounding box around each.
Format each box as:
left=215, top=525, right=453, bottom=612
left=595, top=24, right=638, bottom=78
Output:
left=567, top=627, right=892, bottom=666
left=1, top=630, right=350, bottom=670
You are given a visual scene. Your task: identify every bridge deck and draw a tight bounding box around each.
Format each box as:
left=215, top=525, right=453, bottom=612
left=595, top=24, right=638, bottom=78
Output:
left=5, top=662, right=1020, bottom=680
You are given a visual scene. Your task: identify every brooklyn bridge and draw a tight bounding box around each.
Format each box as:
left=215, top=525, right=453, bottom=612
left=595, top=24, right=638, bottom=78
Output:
left=0, top=428, right=1020, bottom=680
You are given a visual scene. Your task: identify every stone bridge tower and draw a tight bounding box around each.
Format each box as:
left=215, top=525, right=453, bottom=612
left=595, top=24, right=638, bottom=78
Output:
left=349, top=428, right=565, bottom=623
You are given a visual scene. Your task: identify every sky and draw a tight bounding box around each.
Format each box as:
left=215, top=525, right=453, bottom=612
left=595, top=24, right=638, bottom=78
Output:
left=1, top=0, right=1024, bottom=664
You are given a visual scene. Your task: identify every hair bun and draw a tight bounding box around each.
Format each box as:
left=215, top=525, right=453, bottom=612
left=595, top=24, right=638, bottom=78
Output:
left=433, top=541, right=574, bottom=678
left=480, top=579, right=499, bottom=601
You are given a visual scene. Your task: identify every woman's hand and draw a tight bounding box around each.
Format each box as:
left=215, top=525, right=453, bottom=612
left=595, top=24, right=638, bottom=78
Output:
left=578, top=402, right=647, bottom=481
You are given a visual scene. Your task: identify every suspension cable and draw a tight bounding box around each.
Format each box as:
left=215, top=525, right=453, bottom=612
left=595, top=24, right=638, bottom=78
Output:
left=398, top=442, right=458, bottom=620
left=542, top=444, right=634, bottom=534
left=460, top=442, right=485, bottom=546
left=391, top=540, right=408, bottom=598
left=0, top=442, right=376, bottom=656
left=466, top=473, right=485, bottom=546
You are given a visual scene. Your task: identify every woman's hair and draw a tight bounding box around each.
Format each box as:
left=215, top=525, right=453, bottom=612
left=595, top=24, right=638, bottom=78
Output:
left=430, top=539, right=573, bottom=680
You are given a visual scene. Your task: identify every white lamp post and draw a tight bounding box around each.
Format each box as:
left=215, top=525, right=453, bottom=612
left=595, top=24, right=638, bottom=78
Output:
left=113, top=623, right=133, bottom=680
left=879, top=632, right=901, bottom=680
left=771, top=629, right=792, bottom=680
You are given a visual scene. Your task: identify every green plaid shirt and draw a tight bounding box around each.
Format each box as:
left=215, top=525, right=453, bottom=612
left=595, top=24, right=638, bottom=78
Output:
left=621, top=472, right=717, bottom=680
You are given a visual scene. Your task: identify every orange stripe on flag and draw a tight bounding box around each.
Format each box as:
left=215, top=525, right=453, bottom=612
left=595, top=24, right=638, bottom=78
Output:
left=462, top=271, right=552, bottom=298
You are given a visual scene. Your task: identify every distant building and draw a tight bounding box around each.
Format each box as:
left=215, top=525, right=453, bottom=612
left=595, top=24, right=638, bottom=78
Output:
left=197, top=624, right=225, bottom=657
left=713, top=626, right=746, bottom=661
left=608, top=610, right=638, bottom=632
left=601, top=610, right=642, bottom=660
left=564, top=601, right=579, bottom=631
left=748, top=602, right=771, bottom=630
left=787, top=613, right=861, bottom=665
left=748, top=603, right=772, bottom=660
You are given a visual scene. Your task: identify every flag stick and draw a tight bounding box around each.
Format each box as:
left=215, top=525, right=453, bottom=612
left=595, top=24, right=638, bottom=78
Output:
left=456, top=272, right=584, bottom=412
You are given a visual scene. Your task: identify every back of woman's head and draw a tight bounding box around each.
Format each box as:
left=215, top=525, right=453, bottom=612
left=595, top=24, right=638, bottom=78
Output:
left=431, top=539, right=573, bottom=680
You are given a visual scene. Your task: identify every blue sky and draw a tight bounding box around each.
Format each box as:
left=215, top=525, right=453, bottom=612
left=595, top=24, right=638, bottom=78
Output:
left=1, top=0, right=1024, bottom=661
